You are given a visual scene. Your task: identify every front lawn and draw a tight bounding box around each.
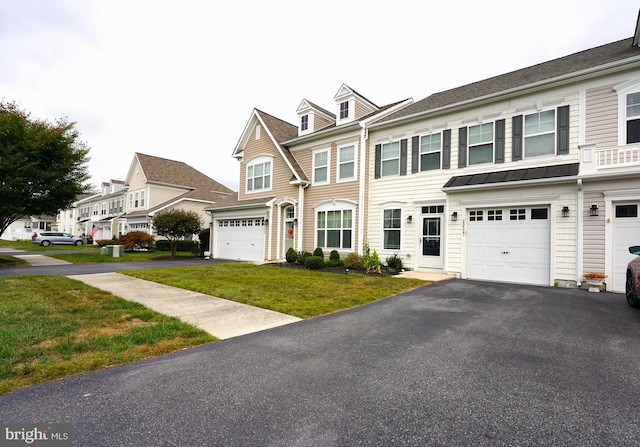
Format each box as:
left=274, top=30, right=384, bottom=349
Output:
left=0, top=275, right=215, bottom=395
left=124, top=263, right=428, bottom=319
left=0, top=256, right=29, bottom=267
left=49, top=251, right=198, bottom=263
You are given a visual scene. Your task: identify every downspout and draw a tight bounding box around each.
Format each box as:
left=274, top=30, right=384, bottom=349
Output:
left=577, top=178, right=584, bottom=286
left=297, top=183, right=308, bottom=251
left=358, top=124, right=368, bottom=255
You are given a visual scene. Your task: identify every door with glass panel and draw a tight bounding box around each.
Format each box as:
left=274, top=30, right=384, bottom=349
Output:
left=420, top=205, right=444, bottom=268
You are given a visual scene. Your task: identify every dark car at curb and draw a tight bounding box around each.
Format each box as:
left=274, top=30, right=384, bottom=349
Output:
left=626, top=245, right=640, bottom=309
left=31, top=231, right=87, bottom=247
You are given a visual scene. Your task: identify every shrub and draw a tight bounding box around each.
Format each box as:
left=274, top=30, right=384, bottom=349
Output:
left=363, top=244, right=383, bottom=274
left=386, top=254, right=404, bottom=271
left=313, top=247, right=324, bottom=258
left=117, top=231, right=155, bottom=252
left=343, top=252, right=364, bottom=270
left=156, top=239, right=198, bottom=254
left=304, top=256, right=325, bottom=270
left=198, top=228, right=210, bottom=257
left=286, top=247, right=297, bottom=263
left=329, top=250, right=340, bottom=262
left=296, top=251, right=312, bottom=265
left=326, top=258, right=344, bottom=267
left=95, top=239, right=112, bottom=247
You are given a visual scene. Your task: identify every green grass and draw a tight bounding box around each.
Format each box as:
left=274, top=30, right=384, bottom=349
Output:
left=0, top=256, right=29, bottom=267
left=0, top=275, right=215, bottom=395
left=124, top=263, right=428, bottom=319
left=49, top=251, right=199, bottom=263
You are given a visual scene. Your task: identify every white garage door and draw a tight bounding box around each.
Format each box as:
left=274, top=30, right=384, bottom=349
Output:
left=611, top=203, right=640, bottom=292
left=467, top=207, right=550, bottom=286
left=216, top=218, right=265, bottom=261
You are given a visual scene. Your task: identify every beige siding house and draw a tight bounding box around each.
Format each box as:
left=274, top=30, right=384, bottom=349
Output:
left=205, top=84, right=411, bottom=261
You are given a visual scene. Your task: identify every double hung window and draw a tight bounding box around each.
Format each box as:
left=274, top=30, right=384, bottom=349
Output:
left=317, top=209, right=352, bottom=249
left=383, top=209, right=401, bottom=250
left=420, top=133, right=441, bottom=171
left=468, top=123, right=494, bottom=165
left=338, top=144, right=355, bottom=181
left=524, top=110, right=555, bottom=157
left=626, top=92, right=640, bottom=144
left=247, top=158, right=272, bottom=192
left=313, top=150, right=329, bottom=184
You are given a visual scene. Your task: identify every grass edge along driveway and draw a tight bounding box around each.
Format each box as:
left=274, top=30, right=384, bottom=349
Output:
left=124, top=263, right=429, bottom=319
left=0, top=275, right=215, bottom=396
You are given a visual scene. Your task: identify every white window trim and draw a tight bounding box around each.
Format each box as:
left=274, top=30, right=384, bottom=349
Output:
left=337, top=141, right=358, bottom=183
left=381, top=141, right=401, bottom=177
left=523, top=109, right=556, bottom=159
left=245, top=155, right=273, bottom=194
left=614, top=79, right=640, bottom=146
left=419, top=132, right=442, bottom=172
left=312, top=147, right=331, bottom=186
left=314, top=199, right=357, bottom=250
left=468, top=121, right=495, bottom=165
left=381, top=207, right=403, bottom=251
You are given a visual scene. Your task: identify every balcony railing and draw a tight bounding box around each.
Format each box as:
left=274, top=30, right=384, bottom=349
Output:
left=596, top=144, right=640, bottom=168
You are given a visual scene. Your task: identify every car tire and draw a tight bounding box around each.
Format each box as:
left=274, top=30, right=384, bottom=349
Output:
left=75, top=240, right=84, bottom=246
left=626, top=269, right=640, bottom=309
left=41, top=240, right=51, bottom=247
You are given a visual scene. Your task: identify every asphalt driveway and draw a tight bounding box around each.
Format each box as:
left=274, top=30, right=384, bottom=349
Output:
left=2, top=280, right=640, bottom=446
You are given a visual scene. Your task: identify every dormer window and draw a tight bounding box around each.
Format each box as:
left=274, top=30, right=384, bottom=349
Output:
left=301, top=114, right=309, bottom=131
left=339, top=101, right=349, bottom=120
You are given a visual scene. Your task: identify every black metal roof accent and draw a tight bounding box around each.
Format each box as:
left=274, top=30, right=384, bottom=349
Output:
left=443, top=163, right=579, bottom=189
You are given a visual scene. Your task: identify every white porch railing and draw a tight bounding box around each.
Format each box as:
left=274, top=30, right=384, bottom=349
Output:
left=580, top=143, right=640, bottom=175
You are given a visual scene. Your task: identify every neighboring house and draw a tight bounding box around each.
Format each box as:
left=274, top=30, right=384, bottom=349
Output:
left=55, top=153, right=234, bottom=243
left=205, top=84, right=411, bottom=261
left=364, top=27, right=640, bottom=289
left=0, top=215, right=55, bottom=241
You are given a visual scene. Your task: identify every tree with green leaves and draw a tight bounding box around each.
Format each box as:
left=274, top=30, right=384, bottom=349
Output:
left=151, top=209, right=203, bottom=259
left=0, top=101, right=92, bottom=236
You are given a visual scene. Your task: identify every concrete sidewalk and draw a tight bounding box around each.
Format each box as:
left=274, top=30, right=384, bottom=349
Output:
left=68, top=273, right=302, bottom=340
left=13, top=254, right=72, bottom=266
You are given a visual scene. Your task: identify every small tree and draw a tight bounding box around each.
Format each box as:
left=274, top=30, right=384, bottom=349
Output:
left=0, top=101, right=92, bottom=236
left=151, top=209, right=202, bottom=259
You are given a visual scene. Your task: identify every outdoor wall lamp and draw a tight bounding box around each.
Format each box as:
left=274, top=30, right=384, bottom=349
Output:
left=293, top=218, right=298, bottom=225
left=562, top=206, right=570, bottom=218
left=406, top=215, right=412, bottom=224
left=264, top=218, right=269, bottom=225
left=451, top=212, right=458, bottom=222
left=590, top=204, right=599, bottom=217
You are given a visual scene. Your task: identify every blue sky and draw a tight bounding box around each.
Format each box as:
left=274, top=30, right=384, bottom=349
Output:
left=1, top=0, right=637, bottom=192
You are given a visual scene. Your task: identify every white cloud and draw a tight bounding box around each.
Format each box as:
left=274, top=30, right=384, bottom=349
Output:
left=1, top=0, right=638, bottom=192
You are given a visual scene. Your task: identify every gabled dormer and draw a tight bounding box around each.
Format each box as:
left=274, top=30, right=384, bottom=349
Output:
left=296, top=99, right=335, bottom=136
left=334, top=84, right=378, bottom=126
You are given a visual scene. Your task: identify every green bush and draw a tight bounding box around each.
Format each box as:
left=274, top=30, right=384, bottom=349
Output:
left=329, top=250, right=340, bottom=262
left=304, top=256, right=325, bottom=270
left=296, top=251, right=312, bottom=265
left=343, top=252, right=364, bottom=270
left=313, top=247, right=324, bottom=258
left=326, top=259, right=344, bottom=267
left=286, top=247, right=297, bottom=263
left=198, top=228, right=210, bottom=256
left=363, top=244, right=383, bottom=274
left=95, top=239, right=112, bottom=247
left=155, top=239, right=198, bottom=253
left=386, top=254, right=404, bottom=271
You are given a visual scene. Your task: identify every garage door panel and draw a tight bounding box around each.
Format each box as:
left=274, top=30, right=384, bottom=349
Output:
left=467, top=207, right=550, bottom=286
left=612, top=204, right=640, bottom=292
left=216, top=219, right=265, bottom=262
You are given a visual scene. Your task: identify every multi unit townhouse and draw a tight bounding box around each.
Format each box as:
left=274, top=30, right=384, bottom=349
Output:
left=59, top=153, right=233, bottom=241
left=205, top=85, right=411, bottom=261
left=208, top=21, right=640, bottom=293
left=0, top=215, right=56, bottom=241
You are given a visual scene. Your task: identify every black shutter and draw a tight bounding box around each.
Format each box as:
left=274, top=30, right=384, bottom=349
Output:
left=495, top=119, right=505, bottom=163
left=374, top=144, right=381, bottom=179
left=512, top=115, right=523, bottom=161
left=411, top=136, right=419, bottom=174
left=458, top=127, right=467, bottom=168
left=557, top=105, right=569, bottom=155
left=442, top=129, right=451, bottom=169
left=400, top=139, right=408, bottom=176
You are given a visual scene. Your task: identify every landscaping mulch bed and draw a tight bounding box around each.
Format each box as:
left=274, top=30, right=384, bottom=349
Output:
left=268, top=262, right=398, bottom=276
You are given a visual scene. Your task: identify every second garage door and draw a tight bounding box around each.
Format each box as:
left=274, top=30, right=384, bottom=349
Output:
left=216, top=218, right=265, bottom=261
left=467, top=207, right=550, bottom=286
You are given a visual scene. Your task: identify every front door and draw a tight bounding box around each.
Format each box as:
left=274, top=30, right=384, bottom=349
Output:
left=284, top=206, right=295, bottom=256
left=420, top=209, right=443, bottom=269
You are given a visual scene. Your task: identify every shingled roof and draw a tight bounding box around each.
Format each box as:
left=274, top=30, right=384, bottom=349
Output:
left=134, top=153, right=234, bottom=202
left=376, top=37, right=640, bottom=125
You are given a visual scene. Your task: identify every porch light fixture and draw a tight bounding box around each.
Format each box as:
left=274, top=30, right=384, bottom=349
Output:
left=590, top=204, right=599, bottom=217
left=406, top=215, right=412, bottom=224
left=562, top=206, right=570, bottom=218
left=293, top=218, right=298, bottom=225
left=264, top=218, right=269, bottom=225
left=451, top=212, right=458, bottom=222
